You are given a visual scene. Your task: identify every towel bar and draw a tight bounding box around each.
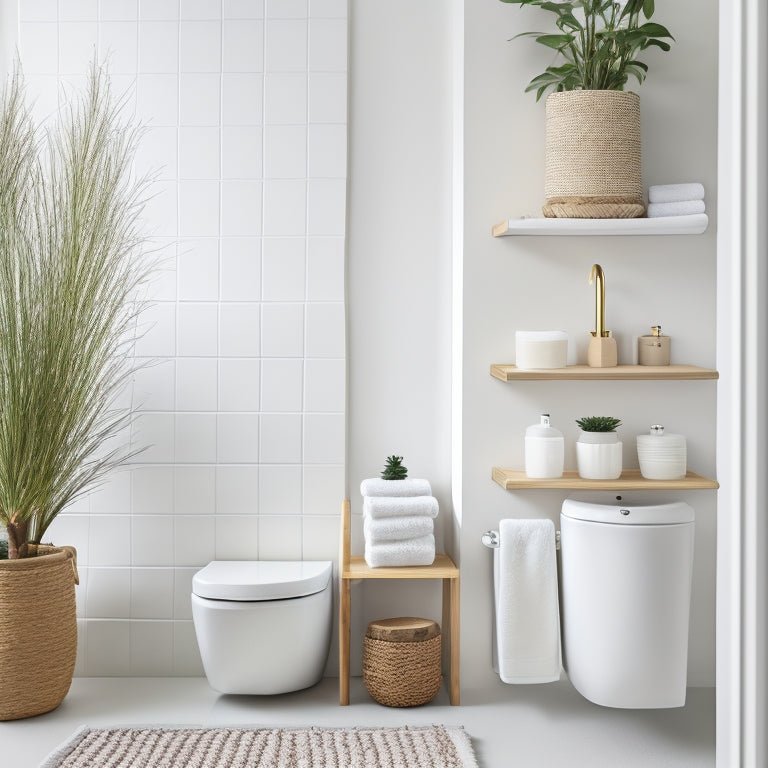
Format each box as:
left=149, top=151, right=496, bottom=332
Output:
left=482, top=529, right=561, bottom=550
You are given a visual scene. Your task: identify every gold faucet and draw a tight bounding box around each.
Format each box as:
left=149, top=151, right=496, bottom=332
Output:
left=589, top=264, right=609, bottom=338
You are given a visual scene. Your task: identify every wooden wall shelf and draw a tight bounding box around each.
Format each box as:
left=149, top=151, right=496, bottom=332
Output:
left=490, top=364, right=719, bottom=382
left=492, top=214, right=709, bottom=237
left=338, top=500, right=460, bottom=706
left=492, top=468, right=719, bottom=491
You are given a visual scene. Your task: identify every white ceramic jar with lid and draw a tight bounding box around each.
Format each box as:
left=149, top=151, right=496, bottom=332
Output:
left=636, top=424, right=687, bottom=480
left=525, top=413, right=565, bottom=478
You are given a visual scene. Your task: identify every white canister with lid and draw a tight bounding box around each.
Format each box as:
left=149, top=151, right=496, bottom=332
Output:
left=636, top=424, right=687, bottom=480
left=525, top=413, right=565, bottom=479
left=515, top=331, right=568, bottom=369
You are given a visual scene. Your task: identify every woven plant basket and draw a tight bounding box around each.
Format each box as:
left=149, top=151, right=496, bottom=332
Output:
left=362, top=618, right=441, bottom=707
left=0, top=545, right=78, bottom=721
left=544, top=90, right=644, bottom=218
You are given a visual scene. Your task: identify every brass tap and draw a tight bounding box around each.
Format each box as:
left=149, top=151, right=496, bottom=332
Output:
left=589, top=264, right=609, bottom=338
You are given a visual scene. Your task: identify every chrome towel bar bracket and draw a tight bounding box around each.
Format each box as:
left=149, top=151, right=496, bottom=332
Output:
left=482, top=529, right=561, bottom=550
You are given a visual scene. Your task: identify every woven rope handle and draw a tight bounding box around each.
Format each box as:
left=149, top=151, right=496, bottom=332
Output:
left=60, top=546, right=79, bottom=585
left=43, top=545, right=80, bottom=585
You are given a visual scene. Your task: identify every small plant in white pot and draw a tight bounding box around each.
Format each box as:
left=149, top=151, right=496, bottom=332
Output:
left=575, top=416, right=623, bottom=480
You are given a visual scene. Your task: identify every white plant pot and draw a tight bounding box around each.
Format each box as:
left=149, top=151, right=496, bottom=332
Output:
left=576, top=431, right=622, bottom=480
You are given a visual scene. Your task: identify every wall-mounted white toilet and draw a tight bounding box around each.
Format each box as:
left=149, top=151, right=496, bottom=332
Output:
left=192, top=560, right=332, bottom=695
left=560, top=499, right=694, bottom=709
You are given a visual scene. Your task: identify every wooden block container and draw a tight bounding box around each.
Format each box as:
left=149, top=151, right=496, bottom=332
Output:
left=362, top=617, right=441, bottom=707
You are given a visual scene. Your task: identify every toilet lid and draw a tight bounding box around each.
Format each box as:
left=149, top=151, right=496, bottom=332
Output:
left=192, top=560, right=332, bottom=601
left=562, top=499, right=694, bottom=525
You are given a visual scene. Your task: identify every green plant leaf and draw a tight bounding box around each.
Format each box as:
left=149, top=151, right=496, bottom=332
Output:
left=624, top=64, right=647, bottom=84
left=511, top=31, right=549, bottom=40
left=540, top=1, right=576, bottom=15
left=638, top=22, right=674, bottom=38
left=535, top=33, right=575, bottom=49
left=555, top=12, right=583, bottom=31
left=642, top=0, right=655, bottom=18
left=641, top=38, right=672, bottom=52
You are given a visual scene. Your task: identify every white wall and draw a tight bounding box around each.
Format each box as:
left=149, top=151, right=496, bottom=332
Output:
left=461, top=0, right=719, bottom=689
left=12, top=0, right=348, bottom=677
left=345, top=0, right=454, bottom=669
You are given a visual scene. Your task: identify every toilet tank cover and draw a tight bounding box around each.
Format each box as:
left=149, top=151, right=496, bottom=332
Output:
left=192, top=560, right=332, bottom=601
left=561, top=499, right=694, bottom=525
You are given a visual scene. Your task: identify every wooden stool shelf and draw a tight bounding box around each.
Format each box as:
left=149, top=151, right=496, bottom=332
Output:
left=339, top=499, right=460, bottom=705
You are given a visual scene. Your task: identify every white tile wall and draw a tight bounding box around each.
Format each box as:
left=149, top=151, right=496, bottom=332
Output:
left=25, top=0, right=346, bottom=676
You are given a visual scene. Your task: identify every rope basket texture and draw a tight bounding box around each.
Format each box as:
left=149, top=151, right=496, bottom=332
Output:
left=544, top=90, right=644, bottom=218
left=363, top=618, right=442, bottom=707
left=0, top=546, right=78, bottom=721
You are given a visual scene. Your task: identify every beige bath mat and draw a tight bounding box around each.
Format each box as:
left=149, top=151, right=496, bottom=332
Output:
left=40, top=725, right=478, bottom=768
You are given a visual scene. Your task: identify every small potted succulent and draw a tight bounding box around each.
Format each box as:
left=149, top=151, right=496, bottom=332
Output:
left=575, top=416, right=623, bottom=479
left=499, top=0, right=674, bottom=218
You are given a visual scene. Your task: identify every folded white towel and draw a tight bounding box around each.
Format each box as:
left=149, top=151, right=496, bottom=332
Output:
left=363, top=495, right=439, bottom=520
left=648, top=183, right=705, bottom=203
left=360, top=478, right=432, bottom=498
left=364, top=534, right=436, bottom=568
left=364, top=514, right=434, bottom=543
left=647, top=200, right=706, bottom=218
left=493, top=518, right=561, bottom=684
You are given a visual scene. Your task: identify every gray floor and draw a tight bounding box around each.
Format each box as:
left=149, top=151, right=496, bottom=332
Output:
left=2, top=677, right=714, bottom=768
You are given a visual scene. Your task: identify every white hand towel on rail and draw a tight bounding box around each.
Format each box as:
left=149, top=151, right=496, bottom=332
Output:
left=360, top=478, right=432, bottom=498
left=363, top=495, right=439, bottom=520
left=364, top=514, right=434, bottom=543
left=647, top=200, right=705, bottom=218
left=648, top=182, right=705, bottom=203
left=364, top=534, right=436, bottom=568
left=494, top=518, right=561, bottom=684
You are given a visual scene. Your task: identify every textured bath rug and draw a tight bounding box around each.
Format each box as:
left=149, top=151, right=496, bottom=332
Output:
left=40, top=725, right=478, bottom=768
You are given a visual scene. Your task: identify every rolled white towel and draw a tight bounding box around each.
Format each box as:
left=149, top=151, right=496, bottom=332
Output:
left=360, top=478, right=432, bottom=498
left=363, top=495, right=439, bottom=520
left=647, top=200, right=705, bottom=218
left=648, top=183, right=705, bottom=204
left=364, top=515, right=434, bottom=543
left=364, top=534, right=436, bottom=568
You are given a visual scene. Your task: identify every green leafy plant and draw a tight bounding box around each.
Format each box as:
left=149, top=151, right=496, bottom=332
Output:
left=576, top=416, right=622, bottom=432
left=499, top=0, right=674, bottom=100
left=0, top=64, right=152, bottom=559
left=381, top=456, right=408, bottom=480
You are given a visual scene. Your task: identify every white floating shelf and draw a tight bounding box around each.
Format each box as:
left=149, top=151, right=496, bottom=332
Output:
left=492, top=213, right=709, bottom=237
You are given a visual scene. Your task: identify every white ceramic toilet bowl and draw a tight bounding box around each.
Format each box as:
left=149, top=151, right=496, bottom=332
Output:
left=560, top=499, right=694, bottom=709
left=192, top=560, right=332, bottom=695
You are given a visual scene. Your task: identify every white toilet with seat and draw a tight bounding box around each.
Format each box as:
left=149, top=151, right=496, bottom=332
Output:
left=192, top=560, right=333, bottom=695
left=560, top=499, right=695, bottom=708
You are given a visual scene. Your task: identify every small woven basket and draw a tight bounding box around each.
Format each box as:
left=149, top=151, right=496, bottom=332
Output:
left=0, top=546, right=79, bottom=721
left=544, top=90, right=644, bottom=218
left=362, top=617, right=442, bottom=707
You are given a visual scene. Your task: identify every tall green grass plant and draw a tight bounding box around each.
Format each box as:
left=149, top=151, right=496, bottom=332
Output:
left=0, top=64, right=152, bottom=558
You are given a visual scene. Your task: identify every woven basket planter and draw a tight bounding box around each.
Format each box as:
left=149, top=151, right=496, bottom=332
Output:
left=544, top=90, right=644, bottom=218
left=362, top=617, right=441, bottom=707
left=0, top=546, right=78, bottom=721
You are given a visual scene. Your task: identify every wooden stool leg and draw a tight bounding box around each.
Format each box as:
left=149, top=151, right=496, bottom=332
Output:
left=339, top=578, right=351, bottom=705
left=443, top=575, right=460, bottom=705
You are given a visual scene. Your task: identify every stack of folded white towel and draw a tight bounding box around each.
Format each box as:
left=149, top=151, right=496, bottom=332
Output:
left=647, top=183, right=706, bottom=218
left=360, top=478, right=438, bottom=568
